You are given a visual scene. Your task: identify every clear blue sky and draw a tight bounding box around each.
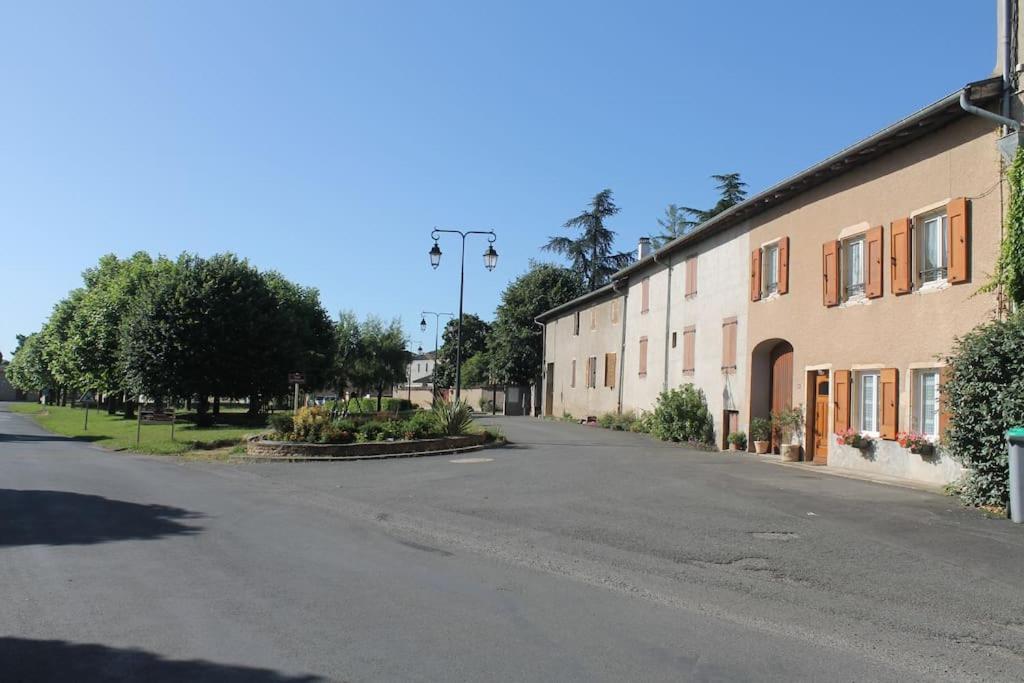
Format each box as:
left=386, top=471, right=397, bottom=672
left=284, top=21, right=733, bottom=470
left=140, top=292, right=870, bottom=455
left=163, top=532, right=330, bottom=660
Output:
left=0, top=1, right=995, bottom=358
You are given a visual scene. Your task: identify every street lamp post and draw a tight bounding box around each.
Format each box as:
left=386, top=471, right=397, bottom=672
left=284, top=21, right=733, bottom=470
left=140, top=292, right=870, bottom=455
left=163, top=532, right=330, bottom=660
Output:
left=420, top=311, right=454, bottom=398
left=428, top=228, right=498, bottom=401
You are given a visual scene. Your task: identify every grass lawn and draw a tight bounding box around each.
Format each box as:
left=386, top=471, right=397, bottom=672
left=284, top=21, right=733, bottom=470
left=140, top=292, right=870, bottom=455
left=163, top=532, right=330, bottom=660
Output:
left=9, top=403, right=266, bottom=455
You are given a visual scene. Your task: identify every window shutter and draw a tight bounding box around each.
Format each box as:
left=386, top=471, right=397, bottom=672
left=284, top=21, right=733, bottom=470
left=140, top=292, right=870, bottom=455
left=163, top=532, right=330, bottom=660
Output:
left=938, top=365, right=951, bottom=437
left=880, top=368, right=899, bottom=440
left=833, top=370, right=851, bottom=433
left=588, top=357, right=597, bottom=388
left=778, top=237, right=790, bottom=295
left=751, top=248, right=762, bottom=301
left=721, top=318, right=737, bottom=372
left=685, top=256, right=697, bottom=296
left=604, top=353, right=617, bottom=388
left=638, top=337, right=648, bottom=376
left=890, top=218, right=912, bottom=294
left=866, top=225, right=884, bottom=298
left=947, top=197, right=969, bottom=283
left=641, top=278, right=650, bottom=313
left=570, top=359, right=576, bottom=388
left=822, top=240, right=839, bottom=306
left=682, top=326, right=695, bottom=374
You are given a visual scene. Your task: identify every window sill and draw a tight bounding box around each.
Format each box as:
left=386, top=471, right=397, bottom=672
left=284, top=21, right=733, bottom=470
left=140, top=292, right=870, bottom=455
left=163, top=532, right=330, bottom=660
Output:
left=916, top=279, right=949, bottom=295
left=761, top=291, right=781, bottom=302
left=682, top=370, right=694, bottom=376
left=685, top=293, right=697, bottom=300
left=840, top=294, right=870, bottom=308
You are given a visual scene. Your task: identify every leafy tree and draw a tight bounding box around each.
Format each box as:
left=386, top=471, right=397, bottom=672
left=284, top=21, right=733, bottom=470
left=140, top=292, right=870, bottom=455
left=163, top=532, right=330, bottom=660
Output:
left=544, top=189, right=634, bottom=290
left=4, top=333, right=54, bottom=395
left=434, top=313, right=491, bottom=389
left=652, top=204, right=701, bottom=248
left=348, top=316, right=409, bottom=411
left=459, top=351, right=492, bottom=387
left=983, top=145, right=1024, bottom=308
left=488, top=262, right=585, bottom=386
left=329, top=311, right=363, bottom=397
left=649, top=385, right=715, bottom=445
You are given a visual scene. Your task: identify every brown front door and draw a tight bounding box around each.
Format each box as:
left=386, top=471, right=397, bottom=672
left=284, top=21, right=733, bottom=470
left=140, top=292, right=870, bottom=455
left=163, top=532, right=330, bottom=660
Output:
left=544, top=363, right=555, bottom=417
left=769, top=342, right=794, bottom=452
left=813, top=373, right=830, bottom=462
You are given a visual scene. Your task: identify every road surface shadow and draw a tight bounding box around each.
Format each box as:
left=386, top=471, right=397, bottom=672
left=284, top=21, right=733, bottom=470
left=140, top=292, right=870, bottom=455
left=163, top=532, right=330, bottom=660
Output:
left=0, top=637, right=326, bottom=682
left=0, top=432, right=102, bottom=443
left=0, top=489, right=202, bottom=547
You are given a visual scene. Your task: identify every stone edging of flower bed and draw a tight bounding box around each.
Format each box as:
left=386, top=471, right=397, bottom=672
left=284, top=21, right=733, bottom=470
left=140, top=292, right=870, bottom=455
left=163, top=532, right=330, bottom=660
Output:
left=237, top=433, right=491, bottom=462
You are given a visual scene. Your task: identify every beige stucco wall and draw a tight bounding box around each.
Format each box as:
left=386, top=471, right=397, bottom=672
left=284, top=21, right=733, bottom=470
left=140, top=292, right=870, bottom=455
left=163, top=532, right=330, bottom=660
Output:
left=745, top=115, right=1004, bottom=485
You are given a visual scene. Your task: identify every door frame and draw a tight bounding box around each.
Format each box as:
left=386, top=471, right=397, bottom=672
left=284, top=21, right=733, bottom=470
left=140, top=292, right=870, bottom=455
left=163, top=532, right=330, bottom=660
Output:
left=544, top=362, right=555, bottom=417
left=804, top=366, right=831, bottom=464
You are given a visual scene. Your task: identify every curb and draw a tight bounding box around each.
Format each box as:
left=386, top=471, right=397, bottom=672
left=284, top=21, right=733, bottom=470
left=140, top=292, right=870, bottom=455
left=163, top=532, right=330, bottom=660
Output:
left=230, top=442, right=499, bottom=463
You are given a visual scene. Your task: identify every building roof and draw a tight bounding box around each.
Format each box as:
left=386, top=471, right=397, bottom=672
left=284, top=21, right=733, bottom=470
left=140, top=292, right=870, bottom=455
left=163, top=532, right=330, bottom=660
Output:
left=536, top=76, right=1004, bottom=323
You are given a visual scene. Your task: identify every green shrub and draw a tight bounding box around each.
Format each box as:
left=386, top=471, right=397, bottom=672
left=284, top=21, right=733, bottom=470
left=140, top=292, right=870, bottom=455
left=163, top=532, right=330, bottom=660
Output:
left=630, top=411, right=654, bottom=433
left=944, top=312, right=1024, bottom=507
left=345, top=397, right=414, bottom=414
left=727, top=431, right=747, bottom=449
left=750, top=417, right=772, bottom=443
left=432, top=398, right=474, bottom=436
left=356, top=420, right=389, bottom=442
left=403, top=410, right=442, bottom=439
left=649, top=385, right=715, bottom=445
left=292, top=406, right=333, bottom=443
left=268, top=413, right=294, bottom=436
left=598, top=411, right=638, bottom=431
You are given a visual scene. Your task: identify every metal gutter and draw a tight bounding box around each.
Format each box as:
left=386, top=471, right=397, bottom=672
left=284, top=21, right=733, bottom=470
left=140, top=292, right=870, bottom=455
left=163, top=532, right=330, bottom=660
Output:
left=612, top=277, right=628, bottom=414
left=960, top=87, right=1019, bottom=132
left=653, top=250, right=672, bottom=393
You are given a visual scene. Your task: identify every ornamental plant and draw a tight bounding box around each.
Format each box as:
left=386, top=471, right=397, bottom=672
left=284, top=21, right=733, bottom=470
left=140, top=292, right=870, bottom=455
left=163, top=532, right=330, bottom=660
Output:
left=649, top=385, right=715, bottom=445
left=897, top=431, right=933, bottom=454
left=836, top=428, right=873, bottom=450
left=749, top=417, right=772, bottom=443
left=727, top=431, right=747, bottom=449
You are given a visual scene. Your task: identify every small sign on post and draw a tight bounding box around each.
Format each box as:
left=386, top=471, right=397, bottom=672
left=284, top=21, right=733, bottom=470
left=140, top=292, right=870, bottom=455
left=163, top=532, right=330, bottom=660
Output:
left=289, top=372, right=305, bottom=412
left=137, top=405, right=177, bottom=446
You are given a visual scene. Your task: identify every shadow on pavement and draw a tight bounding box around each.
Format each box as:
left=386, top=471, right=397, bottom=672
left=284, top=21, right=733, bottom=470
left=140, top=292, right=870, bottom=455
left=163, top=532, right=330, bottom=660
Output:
left=0, top=433, right=102, bottom=443
left=0, top=637, right=326, bottom=682
left=0, top=490, right=202, bottom=547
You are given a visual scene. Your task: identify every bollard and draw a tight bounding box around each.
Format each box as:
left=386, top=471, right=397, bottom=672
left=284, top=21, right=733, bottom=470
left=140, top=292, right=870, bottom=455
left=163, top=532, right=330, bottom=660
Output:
left=1008, top=427, right=1024, bottom=524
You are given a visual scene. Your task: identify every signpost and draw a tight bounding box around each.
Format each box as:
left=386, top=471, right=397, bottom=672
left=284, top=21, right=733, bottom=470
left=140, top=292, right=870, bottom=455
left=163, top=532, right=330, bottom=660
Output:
left=136, top=400, right=177, bottom=446
left=288, top=372, right=305, bottom=412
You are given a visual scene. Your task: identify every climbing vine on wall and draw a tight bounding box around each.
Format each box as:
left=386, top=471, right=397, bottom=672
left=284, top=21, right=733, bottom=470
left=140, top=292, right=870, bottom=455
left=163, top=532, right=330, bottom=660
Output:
left=985, top=144, right=1024, bottom=307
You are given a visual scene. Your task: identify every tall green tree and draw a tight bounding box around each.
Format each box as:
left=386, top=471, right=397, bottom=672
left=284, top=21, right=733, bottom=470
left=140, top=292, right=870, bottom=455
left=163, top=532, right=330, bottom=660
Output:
left=5, top=333, right=54, bottom=395
left=681, top=172, right=748, bottom=224
left=348, top=316, right=409, bottom=411
left=652, top=204, right=701, bottom=248
left=329, top=311, right=363, bottom=397
left=434, top=313, right=491, bottom=389
left=544, top=189, right=634, bottom=290
left=488, top=262, right=586, bottom=386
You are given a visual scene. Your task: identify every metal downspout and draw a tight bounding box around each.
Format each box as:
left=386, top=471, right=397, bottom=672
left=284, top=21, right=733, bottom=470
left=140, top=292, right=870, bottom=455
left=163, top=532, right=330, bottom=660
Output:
left=613, top=279, right=628, bottom=415
left=653, top=251, right=672, bottom=393
left=534, top=319, right=546, bottom=417
left=960, top=88, right=1020, bottom=132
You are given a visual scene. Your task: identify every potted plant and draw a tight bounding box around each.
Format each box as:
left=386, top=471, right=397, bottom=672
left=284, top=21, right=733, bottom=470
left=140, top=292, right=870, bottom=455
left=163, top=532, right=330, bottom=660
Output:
left=750, top=417, right=772, bottom=454
left=836, top=428, right=874, bottom=452
left=726, top=431, right=747, bottom=451
left=771, top=406, right=804, bottom=462
left=897, top=431, right=935, bottom=456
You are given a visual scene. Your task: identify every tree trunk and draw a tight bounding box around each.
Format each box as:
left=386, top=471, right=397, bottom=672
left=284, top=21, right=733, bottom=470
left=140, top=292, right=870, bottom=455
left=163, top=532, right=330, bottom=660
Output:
left=107, top=394, right=116, bottom=415
left=213, top=396, right=221, bottom=415
left=123, top=392, right=136, bottom=419
left=376, top=386, right=383, bottom=412
left=247, top=393, right=261, bottom=415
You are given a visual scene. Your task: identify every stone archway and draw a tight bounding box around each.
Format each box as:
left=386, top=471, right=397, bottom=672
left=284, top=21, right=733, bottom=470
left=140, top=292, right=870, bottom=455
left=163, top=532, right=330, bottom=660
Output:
left=749, top=338, right=794, bottom=453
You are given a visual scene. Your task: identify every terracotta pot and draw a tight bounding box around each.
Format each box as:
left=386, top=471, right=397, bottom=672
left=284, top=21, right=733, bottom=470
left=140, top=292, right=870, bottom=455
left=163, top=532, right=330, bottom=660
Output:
left=754, top=440, right=770, bottom=454
left=727, top=443, right=738, bottom=451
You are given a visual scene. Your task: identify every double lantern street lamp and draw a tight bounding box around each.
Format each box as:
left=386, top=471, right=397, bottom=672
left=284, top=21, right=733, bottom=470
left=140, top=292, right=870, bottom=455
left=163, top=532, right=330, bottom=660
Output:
left=427, top=228, right=498, bottom=401
left=419, top=312, right=454, bottom=397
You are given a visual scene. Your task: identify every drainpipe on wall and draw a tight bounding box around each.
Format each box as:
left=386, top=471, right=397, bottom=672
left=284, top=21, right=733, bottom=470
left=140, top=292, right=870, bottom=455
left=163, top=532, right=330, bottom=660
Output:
left=653, top=250, right=672, bottom=393
left=612, top=278, right=629, bottom=415
left=960, top=87, right=1021, bottom=133
left=534, top=319, right=546, bottom=417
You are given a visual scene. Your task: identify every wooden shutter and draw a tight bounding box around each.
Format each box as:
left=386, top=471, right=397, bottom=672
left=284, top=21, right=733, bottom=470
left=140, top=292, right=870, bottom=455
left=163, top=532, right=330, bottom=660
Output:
left=641, top=278, right=650, bottom=313
left=833, top=370, right=851, bottom=433
left=822, top=240, right=839, bottom=306
left=721, top=318, right=737, bottom=372
left=570, top=359, right=576, bottom=388
left=938, top=365, right=951, bottom=437
left=880, top=368, right=899, bottom=440
left=573, top=311, right=580, bottom=335
left=588, top=357, right=597, bottom=388
left=610, top=299, right=619, bottom=324
left=866, top=225, right=884, bottom=298
left=682, top=326, right=695, bottom=374
left=890, top=218, right=912, bottom=294
left=750, top=248, right=762, bottom=301
left=604, top=353, right=616, bottom=388
left=947, top=197, right=969, bottom=283
left=638, top=337, right=648, bottom=376
left=778, top=237, right=790, bottom=295
left=685, top=256, right=698, bottom=296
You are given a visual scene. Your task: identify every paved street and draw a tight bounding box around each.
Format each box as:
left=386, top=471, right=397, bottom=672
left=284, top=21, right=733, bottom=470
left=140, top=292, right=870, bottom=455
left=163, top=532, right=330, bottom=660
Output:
left=1, top=403, right=1023, bottom=682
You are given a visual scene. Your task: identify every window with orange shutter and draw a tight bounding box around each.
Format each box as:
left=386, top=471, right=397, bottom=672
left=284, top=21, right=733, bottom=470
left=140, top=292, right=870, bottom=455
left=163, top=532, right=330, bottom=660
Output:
left=638, top=337, right=648, bottom=376
left=641, top=278, right=650, bottom=313
left=685, top=256, right=697, bottom=297
left=721, top=318, right=737, bottom=373
left=682, top=326, right=695, bottom=375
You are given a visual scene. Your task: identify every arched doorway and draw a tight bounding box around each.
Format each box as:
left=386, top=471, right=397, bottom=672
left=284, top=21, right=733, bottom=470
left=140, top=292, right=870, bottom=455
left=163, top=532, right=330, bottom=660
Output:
left=749, top=338, right=794, bottom=454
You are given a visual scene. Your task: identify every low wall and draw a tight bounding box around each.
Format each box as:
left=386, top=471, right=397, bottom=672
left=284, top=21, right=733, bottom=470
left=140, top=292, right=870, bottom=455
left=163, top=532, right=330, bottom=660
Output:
left=245, top=433, right=489, bottom=460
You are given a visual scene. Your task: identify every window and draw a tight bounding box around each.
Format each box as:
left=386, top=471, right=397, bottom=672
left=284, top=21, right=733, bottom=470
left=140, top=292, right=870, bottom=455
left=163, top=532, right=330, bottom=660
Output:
left=685, top=256, right=697, bottom=297
left=918, top=212, right=948, bottom=283
left=842, top=235, right=866, bottom=300
left=762, top=243, right=779, bottom=296
left=856, top=371, right=880, bottom=435
left=638, top=337, right=648, bottom=376
left=671, top=332, right=677, bottom=348
left=721, top=318, right=737, bottom=373
left=604, top=353, right=617, bottom=388
left=610, top=299, right=620, bottom=324
left=570, top=359, right=576, bottom=388
left=914, top=369, right=940, bottom=437
left=586, top=356, right=597, bottom=388
left=573, top=311, right=580, bottom=336
left=641, top=278, right=650, bottom=313
left=590, top=307, right=597, bottom=331
left=682, top=326, right=695, bottom=375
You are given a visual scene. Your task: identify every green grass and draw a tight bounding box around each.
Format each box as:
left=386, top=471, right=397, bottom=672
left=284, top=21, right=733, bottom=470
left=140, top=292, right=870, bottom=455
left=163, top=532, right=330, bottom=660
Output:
left=9, top=403, right=265, bottom=455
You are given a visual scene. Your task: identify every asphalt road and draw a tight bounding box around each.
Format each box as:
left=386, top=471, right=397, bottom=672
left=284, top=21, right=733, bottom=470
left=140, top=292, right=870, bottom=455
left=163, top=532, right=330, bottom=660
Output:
left=1, top=404, right=1023, bottom=682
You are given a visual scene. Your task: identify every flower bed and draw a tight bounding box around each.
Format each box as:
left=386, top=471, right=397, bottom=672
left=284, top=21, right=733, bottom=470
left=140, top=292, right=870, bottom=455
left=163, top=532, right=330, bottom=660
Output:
left=244, top=433, right=490, bottom=460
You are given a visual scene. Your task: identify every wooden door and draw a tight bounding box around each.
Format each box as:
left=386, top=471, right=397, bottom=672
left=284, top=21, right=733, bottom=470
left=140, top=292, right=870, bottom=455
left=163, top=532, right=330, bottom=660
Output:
left=813, top=373, right=830, bottom=462
left=769, top=342, right=794, bottom=451
left=544, top=363, right=555, bottom=417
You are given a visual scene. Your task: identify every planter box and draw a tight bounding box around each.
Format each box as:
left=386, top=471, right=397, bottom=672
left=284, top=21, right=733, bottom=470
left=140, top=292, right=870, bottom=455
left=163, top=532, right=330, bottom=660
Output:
left=246, top=433, right=489, bottom=459
left=780, top=444, right=801, bottom=462
left=754, top=440, right=770, bottom=455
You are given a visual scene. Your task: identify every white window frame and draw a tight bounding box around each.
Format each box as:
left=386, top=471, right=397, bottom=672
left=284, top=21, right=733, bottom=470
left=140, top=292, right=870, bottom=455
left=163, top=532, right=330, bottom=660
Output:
left=913, top=368, right=941, bottom=439
left=762, top=242, right=779, bottom=296
left=841, top=235, right=867, bottom=301
left=854, top=371, right=880, bottom=436
left=916, top=211, right=948, bottom=286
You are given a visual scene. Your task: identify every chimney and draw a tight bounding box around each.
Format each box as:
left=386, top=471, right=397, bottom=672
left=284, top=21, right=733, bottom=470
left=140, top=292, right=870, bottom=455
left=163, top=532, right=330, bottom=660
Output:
left=637, top=237, right=653, bottom=260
